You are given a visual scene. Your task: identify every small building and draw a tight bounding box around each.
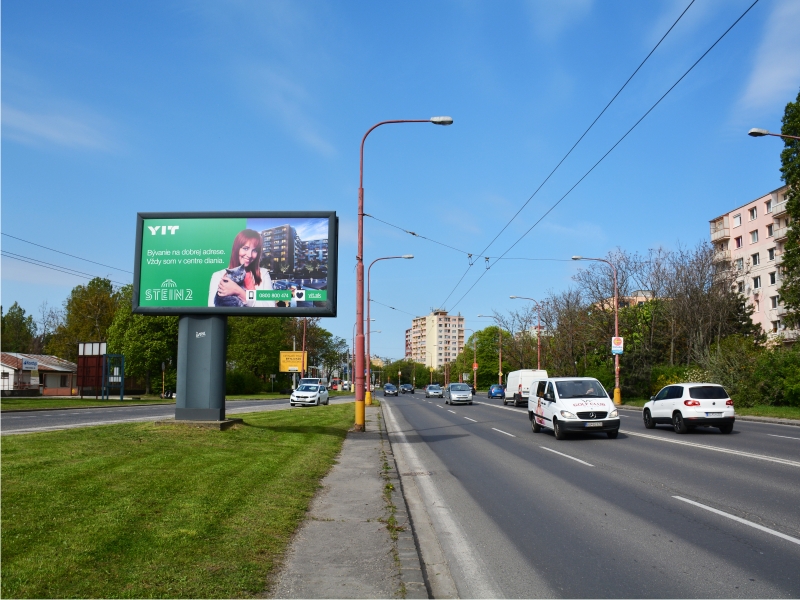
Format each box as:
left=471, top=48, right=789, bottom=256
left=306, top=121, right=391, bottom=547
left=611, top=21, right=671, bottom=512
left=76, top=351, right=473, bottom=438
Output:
left=1, top=353, right=77, bottom=396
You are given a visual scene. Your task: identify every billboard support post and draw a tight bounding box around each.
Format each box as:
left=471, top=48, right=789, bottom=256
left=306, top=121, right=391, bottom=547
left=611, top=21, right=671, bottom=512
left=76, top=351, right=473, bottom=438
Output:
left=175, top=315, right=227, bottom=421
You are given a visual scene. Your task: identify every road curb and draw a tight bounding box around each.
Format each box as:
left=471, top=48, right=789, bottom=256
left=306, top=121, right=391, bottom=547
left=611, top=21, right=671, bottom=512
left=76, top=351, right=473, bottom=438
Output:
left=1, top=402, right=175, bottom=413
left=378, top=404, right=430, bottom=599
left=619, top=405, right=800, bottom=427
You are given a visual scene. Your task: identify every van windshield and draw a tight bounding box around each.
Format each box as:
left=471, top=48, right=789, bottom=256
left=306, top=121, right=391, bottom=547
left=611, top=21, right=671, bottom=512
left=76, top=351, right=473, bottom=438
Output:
left=555, top=380, right=608, bottom=399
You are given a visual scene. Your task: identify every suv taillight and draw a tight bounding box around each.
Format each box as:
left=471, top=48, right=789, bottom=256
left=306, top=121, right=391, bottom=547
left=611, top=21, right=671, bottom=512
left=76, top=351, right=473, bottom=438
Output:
left=726, top=399, right=734, bottom=406
left=684, top=399, right=701, bottom=406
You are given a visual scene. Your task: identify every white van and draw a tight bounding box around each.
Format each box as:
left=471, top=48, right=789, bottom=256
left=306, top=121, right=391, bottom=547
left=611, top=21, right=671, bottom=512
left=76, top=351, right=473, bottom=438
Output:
left=504, top=369, right=548, bottom=406
left=528, top=377, right=620, bottom=439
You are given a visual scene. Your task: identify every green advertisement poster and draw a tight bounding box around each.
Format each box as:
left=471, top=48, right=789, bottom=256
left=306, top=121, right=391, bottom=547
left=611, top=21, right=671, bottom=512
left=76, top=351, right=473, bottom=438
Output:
left=135, top=213, right=335, bottom=315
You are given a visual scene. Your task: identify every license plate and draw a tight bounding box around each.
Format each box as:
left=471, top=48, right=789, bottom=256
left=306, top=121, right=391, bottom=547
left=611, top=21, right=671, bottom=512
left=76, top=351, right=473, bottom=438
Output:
left=706, top=412, right=722, bottom=417
left=584, top=422, right=602, bottom=427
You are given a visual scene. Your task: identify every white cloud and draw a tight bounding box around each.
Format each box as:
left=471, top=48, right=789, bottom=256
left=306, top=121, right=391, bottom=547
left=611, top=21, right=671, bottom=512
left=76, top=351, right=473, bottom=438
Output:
left=1, top=104, right=115, bottom=151
left=525, top=0, right=593, bottom=42
left=740, top=0, right=800, bottom=112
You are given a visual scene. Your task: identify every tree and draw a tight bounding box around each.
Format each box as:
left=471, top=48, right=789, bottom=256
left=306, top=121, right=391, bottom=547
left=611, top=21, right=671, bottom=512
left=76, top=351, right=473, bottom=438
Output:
left=1, top=302, right=36, bottom=353
left=777, top=88, right=800, bottom=327
left=47, top=278, right=122, bottom=361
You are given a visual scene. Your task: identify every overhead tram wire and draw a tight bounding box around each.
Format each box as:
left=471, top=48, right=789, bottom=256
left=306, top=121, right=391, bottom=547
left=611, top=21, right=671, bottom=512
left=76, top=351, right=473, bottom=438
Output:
left=369, top=298, right=419, bottom=317
left=447, top=0, right=761, bottom=312
left=1, top=232, right=134, bottom=273
left=363, top=214, right=473, bottom=256
left=437, top=0, right=697, bottom=309
left=1, top=252, right=131, bottom=286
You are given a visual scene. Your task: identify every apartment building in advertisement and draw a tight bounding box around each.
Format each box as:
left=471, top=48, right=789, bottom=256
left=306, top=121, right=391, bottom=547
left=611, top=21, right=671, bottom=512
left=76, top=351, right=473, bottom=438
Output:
left=405, top=310, right=465, bottom=368
left=709, top=184, right=796, bottom=341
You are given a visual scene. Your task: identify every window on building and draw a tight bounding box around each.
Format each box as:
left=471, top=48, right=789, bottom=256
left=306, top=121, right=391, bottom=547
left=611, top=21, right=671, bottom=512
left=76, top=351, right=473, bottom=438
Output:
left=735, top=236, right=743, bottom=248
left=754, top=300, right=760, bottom=312
left=767, top=224, right=774, bottom=237
left=772, top=320, right=780, bottom=333
left=737, top=281, right=745, bottom=293
left=771, top=296, right=779, bottom=309
left=768, top=247, right=776, bottom=260
left=766, top=199, right=773, bottom=213
left=752, top=253, right=760, bottom=266
left=770, top=271, right=777, bottom=285
left=753, top=276, right=761, bottom=289
left=733, top=214, right=742, bottom=227
left=735, top=258, right=744, bottom=270
left=749, top=207, right=757, bottom=220
left=750, top=230, right=759, bottom=243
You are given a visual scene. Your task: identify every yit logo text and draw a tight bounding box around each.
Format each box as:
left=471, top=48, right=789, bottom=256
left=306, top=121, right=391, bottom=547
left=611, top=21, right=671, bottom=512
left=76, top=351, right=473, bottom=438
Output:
left=148, top=225, right=180, bottom=235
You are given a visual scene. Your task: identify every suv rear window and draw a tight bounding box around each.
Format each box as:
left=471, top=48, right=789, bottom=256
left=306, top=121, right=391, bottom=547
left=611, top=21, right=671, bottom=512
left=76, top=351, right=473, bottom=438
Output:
left=689, top=385, right=728, bottom=399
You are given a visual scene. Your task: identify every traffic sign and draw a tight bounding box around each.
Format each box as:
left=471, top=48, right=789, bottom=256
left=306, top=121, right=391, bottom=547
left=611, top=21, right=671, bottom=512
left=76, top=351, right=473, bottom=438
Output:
left=611, top=337, right=624, bottom=355
left=473, top=363, right=478, bottom=370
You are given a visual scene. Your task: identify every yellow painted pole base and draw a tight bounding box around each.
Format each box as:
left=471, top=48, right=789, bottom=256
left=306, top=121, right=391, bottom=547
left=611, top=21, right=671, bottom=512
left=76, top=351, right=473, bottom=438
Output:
left=365, top=390, right=372, bottom=406
left=613, top=388, right=622, bottom=405
left=355, top=400, right=365, bottom=432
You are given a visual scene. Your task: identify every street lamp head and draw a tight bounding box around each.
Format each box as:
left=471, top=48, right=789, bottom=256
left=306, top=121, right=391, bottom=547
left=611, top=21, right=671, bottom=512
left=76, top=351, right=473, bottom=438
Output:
left=572, top=255, right=583, bottom=261
left=509, top=296, right=517, bottom=299
left=748, top=128, right=769, bottom=137
left=430, top=116, right=454, bottom=126
left=402, top=254, right=414, bottom=259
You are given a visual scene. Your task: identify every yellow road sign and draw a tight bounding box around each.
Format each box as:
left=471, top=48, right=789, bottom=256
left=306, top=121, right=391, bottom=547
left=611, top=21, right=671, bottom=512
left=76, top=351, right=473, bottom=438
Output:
left=280, top=351, right=308, bottom=372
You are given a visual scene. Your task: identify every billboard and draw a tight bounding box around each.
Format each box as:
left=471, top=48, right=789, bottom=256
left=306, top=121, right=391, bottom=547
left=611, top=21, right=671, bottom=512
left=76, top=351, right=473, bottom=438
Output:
left=279, top=351, right=308, bottom=372
left=133, top=212, right=338, bottom=316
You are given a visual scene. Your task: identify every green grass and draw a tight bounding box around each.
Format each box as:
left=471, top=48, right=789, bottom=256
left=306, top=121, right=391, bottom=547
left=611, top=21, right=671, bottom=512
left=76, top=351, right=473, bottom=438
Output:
left=621, top=399, right=800, bottom=420
left=1, top=403, right=354, bottom=598
left=1, top=397, right=174, bottom=411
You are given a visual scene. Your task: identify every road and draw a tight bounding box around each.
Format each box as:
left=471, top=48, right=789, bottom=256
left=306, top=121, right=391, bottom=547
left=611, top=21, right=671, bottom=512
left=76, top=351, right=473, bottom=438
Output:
left=383, top=391, right=800, bottom=599
left=0, top=396, right=355, bottom=435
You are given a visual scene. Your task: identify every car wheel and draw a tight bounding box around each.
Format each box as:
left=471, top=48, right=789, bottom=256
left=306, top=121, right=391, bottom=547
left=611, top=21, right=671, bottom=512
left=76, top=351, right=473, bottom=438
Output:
left=553, top=418, right=566, bottom=440
left=672, top=411, right=689, bottom=434
left=607, top=430, right=619, bottom=439
left=531, top=418, right=541, bottom=433
left=718, top=423, right=733, bottom=434
left=502, top=396, right=507, bottom=405
left=469, top=402, right=473, bottom=405
left=290, top=403, right=295, bottom=407
left=643, top=409, right=655, bottom=429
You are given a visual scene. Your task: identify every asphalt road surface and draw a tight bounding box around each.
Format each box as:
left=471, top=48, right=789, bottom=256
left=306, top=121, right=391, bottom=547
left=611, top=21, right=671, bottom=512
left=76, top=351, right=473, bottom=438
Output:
left=384, top=391, right=800, bottom=599
left=1, top=396, right=355, bottom=435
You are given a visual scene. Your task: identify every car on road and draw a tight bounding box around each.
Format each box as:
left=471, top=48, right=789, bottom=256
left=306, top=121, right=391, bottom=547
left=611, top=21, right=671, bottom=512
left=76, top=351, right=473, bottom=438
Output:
left=488, top=384, right=505, bottom=400
left=299, top=378, right=322, bottom=387
left=529, top=377, right=620, bottom=439
left=505, top=369, right=548, bottom=406
left=341, top=381, right=351, bottom=391
left=643, top=383, right=735, bottom=434
left=290, top=384, right=329, bottom=407
left=445, top=383, right=474, bottom=405
left=425, top=384, right=443, bottom=398
left=383, top=383, right=399, bottom=396
left=400, top=383, right=414, bottom=394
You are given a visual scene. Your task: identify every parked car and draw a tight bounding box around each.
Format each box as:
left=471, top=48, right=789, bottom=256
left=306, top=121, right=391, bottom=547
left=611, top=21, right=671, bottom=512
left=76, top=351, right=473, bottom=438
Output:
left=528, top=377, right=620, bottom=439
left=425, top=384, right=443, bottom=398
left=290, top=384, right=329, bottom=407
left=341, top=381, right=351, bottom=391
left=505, top=369, right=548, bottom=406
left=643, top=383, right=735, bottom=434
left=445, top=383, right=473, bottom=405
left=488, top=384, right=505, bottom=400
left=383, top=383, right=399, bottom=396
left=400, top=383, right=414, bottom=394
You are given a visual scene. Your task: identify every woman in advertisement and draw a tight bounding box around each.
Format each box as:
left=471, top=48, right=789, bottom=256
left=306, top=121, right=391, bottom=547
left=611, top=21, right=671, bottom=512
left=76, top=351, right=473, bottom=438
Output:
left=207, top=229, right=276, bottom=308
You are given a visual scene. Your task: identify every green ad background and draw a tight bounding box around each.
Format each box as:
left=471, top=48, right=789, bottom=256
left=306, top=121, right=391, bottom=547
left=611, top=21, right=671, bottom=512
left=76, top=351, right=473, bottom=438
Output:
left=139, top=218, right=246, bottom=307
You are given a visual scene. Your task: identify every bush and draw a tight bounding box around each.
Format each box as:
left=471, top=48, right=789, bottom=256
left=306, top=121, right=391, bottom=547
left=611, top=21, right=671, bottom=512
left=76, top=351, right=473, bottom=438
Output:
left=226, top=370, right=263, bottom=395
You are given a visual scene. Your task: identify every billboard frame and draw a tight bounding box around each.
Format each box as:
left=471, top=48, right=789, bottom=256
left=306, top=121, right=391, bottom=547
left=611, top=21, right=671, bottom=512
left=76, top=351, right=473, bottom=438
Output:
left=133, top=211, right=338, bottom=317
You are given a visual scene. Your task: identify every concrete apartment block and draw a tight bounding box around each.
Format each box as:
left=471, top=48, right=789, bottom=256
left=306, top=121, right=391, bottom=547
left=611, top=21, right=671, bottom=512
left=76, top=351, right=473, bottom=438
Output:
left=405, top=310, right=465, bottom=368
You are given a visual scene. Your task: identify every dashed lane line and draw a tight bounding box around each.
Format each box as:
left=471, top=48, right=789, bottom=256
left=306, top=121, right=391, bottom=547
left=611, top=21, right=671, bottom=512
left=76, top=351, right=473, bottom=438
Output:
left=492, top=427, right=516, bottom=437
left=624, top=430, right=800, bottom=468
left=540, top=446, right=595, bottom=467
left=673, top=496, right=800, bottom=546
left=768, top=434, right=800, bottom=441
left=464, top=417, right=477, bottom=422
left=448, top=410, right=456, bottom=414
left=472, top=401, right=525, bottom=413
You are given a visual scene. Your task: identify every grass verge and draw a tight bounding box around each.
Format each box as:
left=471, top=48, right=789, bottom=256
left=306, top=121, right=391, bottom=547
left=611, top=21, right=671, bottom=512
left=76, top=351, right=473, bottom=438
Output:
left=621, top=400, right=800, bottom=420
left=1, top=397, right=174, bottom=411
left=1, top=403, right=354, bottom=598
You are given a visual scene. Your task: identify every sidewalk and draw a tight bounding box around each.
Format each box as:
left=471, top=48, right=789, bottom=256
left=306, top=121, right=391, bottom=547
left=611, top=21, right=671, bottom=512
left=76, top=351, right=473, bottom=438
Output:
left=270, top=404, right=427, bottom=599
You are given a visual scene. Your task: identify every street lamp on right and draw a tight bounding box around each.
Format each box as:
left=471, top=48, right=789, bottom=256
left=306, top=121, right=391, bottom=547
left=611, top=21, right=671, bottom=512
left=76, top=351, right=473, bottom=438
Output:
left=748, top=128, right=800, bottom=141
left=509, top=296, right=542, bottom=370
left=572, top=255, right=622, bottom=405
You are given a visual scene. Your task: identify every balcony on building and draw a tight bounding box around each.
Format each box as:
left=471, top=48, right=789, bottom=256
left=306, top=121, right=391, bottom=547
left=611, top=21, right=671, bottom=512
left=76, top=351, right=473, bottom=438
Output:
left=774, top=226, right=788, bottom=241
left=709, top=217, right=730, bottom=243
left=713, top=249, right=731, bottom=263
left=772, top=200, right=788, bottom=218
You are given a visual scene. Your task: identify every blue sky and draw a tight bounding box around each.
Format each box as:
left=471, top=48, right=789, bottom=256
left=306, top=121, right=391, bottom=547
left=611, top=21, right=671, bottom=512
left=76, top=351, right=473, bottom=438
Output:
left=2, top=0, right=799, bottom=359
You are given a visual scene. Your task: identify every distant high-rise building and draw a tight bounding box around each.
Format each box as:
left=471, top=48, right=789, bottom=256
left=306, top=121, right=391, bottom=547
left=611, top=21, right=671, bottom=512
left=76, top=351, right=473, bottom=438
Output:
left=405, top=310, right=465, bottom=368
left=260, top=226, right=328, bottom=278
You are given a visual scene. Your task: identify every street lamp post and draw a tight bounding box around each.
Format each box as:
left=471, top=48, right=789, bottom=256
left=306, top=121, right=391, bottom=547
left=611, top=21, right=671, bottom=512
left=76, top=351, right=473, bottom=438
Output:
left=748, top=128, right=800, bottom=141
left=355, top=116, right=453, bottom=431
left=477, top=314, right=503, bottom=385
left=366, top=255, right=413, bottom=405
left=509, top=296, right=542, bottom=370
left=463, top=328, right=478, bottom=392
left=572, top=255, right=621, bottom=405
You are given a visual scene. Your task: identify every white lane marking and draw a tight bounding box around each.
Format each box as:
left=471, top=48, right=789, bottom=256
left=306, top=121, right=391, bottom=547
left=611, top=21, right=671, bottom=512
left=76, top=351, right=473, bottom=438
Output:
left=620, top=415, right=630, bottom=418
left=473, top=401, right=525, bottom=413
left=624, top=430, right=800, bottom=468
left=382, top=400, right=502, bottom=598
left=448, top=410, right=456, bottom=414
left=540, top=446, right=595, bottom=467
left=673, top=496, right=800, bottom=546
left=464, top=417, right=477, bottom=422
left=768, top=434, right=800, bottom=441
left=492, top=427, right=516, bottom=437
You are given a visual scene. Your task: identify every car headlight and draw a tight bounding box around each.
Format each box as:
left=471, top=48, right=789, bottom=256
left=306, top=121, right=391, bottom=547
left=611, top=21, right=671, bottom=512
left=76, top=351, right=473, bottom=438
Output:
left=560, top=410, right=577, bottom=419
left=608, top=409, right=618, bottom=418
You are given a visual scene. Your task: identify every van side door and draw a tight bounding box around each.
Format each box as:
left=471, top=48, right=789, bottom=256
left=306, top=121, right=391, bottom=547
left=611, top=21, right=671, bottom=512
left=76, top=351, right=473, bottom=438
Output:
left=541, top=381, right=557, bottom=428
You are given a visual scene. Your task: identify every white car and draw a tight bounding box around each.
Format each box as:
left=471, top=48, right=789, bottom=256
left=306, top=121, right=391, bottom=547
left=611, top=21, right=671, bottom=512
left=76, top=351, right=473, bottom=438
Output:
left=445, top=383, right=473, bottom=405
left=643, top=383, right=734, bottom=434
left=529, top=377, right=620, bottom=439
left=290, top=384, right=329, bottom=407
